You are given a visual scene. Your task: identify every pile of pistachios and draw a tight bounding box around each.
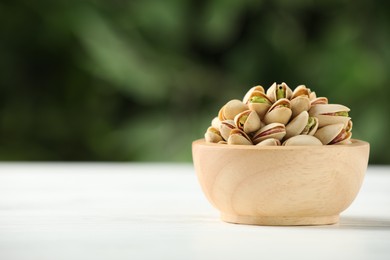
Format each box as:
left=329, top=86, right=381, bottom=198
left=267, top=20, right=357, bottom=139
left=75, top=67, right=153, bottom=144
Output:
left=204, top=83, right=352, bottom=146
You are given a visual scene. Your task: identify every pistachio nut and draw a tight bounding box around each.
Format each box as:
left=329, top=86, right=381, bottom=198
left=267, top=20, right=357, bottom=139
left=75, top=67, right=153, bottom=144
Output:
left=346, top=119, right=353, bottom=132
left=219, top=120, right=236, bottom=141
left=310, top=97, right=329, bottom=106
left=291, top=85, right=310, bottom=99
left=218, top=105, right=226, bottom=121
left=285, top=111, right=319, bottom=139
left=211, top=117, right=221, bottom=130
left=227, top=128, right=253, bottom=145
left=314, top=123, right=352, bottom=145
left=204, top=126, right=223, bottom=143
left=266, top=82, right=293, bottom=103
left=289, top=85, right=311, bottom=117
left=252, top=123, right=286, bottom=144
left=234, top=110, right=262, bottom=134
left=221, top=99, right=248, bottom=120
left=309, top=91, right=317, bottom=100
left=282, top=135, right=323, bottom=146
left=263, top=98, right=292, bottom=125
left=290, top=96, right=311, bottom=118
left=256, top=138, right=281, bottom=146
left=242, top=85, right=265, bottom=103
left=301, top=116, right=319, bottom=135
left=246, top=90, right=272, bottom=119
left=332, top=120, right=353, bottom=145
left=309, top=104, right=351, bottom=127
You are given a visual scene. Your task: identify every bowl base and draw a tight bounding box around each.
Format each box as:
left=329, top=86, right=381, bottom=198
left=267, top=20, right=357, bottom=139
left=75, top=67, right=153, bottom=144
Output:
left=221, top=213, right=339, bottom=226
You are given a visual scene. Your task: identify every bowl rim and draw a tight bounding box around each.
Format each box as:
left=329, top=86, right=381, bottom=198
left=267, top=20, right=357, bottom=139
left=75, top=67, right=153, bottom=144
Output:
left=193, top=138, right=369, bottom=150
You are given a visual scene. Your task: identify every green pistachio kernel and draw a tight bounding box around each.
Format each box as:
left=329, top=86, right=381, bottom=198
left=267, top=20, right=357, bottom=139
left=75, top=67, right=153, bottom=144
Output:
left=239, top=115, right=248, bottom=127
left=303, top=117, right=316, bottom=132
left=335, top=111, right=349, bottom=117
left=276, top=85, right=285, bottom=100
left=250, top=96, right=270, bottom=104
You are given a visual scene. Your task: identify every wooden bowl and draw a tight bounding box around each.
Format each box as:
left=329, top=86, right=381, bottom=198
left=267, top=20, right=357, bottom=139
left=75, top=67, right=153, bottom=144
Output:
left=192, top=139, right=369, bottom=226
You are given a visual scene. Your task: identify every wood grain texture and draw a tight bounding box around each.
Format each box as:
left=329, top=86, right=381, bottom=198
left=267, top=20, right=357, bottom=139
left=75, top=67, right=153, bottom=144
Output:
left=192, top=139, right=370, bottom=226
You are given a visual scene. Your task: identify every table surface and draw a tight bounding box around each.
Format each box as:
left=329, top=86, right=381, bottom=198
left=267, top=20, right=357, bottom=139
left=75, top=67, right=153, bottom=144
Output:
left=0, top=163, right=389, bottom=260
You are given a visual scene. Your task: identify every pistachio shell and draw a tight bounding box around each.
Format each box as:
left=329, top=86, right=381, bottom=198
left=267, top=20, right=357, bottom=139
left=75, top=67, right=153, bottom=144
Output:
left=223, top=99, right=248, bottom=120
left=316, top=115, right=351, bottom=128
left=290, top=96, right=311, bottom=118
left=266, top=82, right=293, bottom=103
left=252, top=123, right=286, bottom=144
left=337, top=131, right=352, bottom=144
left=234, top=110, right=261, bottom=133
left=310, top=97, right=328, bottom=106
left=314, top=123, right=349, bottom=145
left=309, top=104, right=351, bottom=127
left=218, top=140, right=227, bottom=144
left=246, top=91, right=272, bottom=119
left=285, top=111, right=309, bottom=139
left=211, top=117, right=221, bottom=130
left=243, top=85, right=265, bottom=103
left=263, top=98, right=292, bottom=125
left=218, top=106, right=226, bottom=121
left=204, top=127, right=223, bottom=143
left=256, top=138, right=281, bottom=146
left=309, top=91, right=317, bottom=100
left=227, top=129, right=253, bottom=145
left=219, top=120, right=235, bottom=140
left=282, top=135, right=323, bottom=146
left=346, top=119, right=353, bottom=132
left=291, top=85, right=310, bottom=99
left=309, top=104, right=350, bottom=116
left=301, top=117, right=319, bottom=136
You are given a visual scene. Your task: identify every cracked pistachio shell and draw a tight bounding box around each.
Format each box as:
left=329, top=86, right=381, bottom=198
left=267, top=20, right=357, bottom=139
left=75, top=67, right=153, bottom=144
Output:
left=314, top=123, right=351, bottom=145
left=291, top=85, right=310, bottom=99
left=301, top=117, right=319, bottom=136
left=252, top=123, right=286, bottom=144
left=211, top=117, right=221, bottom=130
left=221, top=99, right=248, bottom=120
left=290, top=96, right=311, bottom=118
left=346, top=119, right=353, bottom=132
left=316, top=114, right=351, bottom=128
left=282, top=135, right=322, bottom=146
left=234, top=110, right=261, bottom=133
left=266, top=82, right=293, bottom=103
left=204, top=127, right=223, bottom=143
left=285, top=111, right=309, bottom=139
left=218, top=140, right=227, bottom=144
left=227, top=129, right=253, bottom=145
left=309, top=104, right=351, bottom=127
left=309, top=104, right=350, bottom=115
left=246, top=91, right=272, bottom=119
left=243, top=85, right=265, bottom=103
left=218, top=106, right=225, bottom=121
left=256, top=138, right=281, bottom=146
left=219, top=120, right=235, bottom=141
left=309, top=91, right=317, bottom=100
left=263, top=98, right=292, bottom=125
left=310, top=97, right=328, bottom=106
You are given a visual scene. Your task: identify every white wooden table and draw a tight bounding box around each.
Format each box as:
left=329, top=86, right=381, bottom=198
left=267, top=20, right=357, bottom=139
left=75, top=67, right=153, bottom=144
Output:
left=0, top=163, right=389, bottom=260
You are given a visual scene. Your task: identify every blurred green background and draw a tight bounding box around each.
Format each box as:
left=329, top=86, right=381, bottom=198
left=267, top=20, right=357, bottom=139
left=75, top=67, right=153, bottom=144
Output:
left=0, top=0, right=389, bottom=163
